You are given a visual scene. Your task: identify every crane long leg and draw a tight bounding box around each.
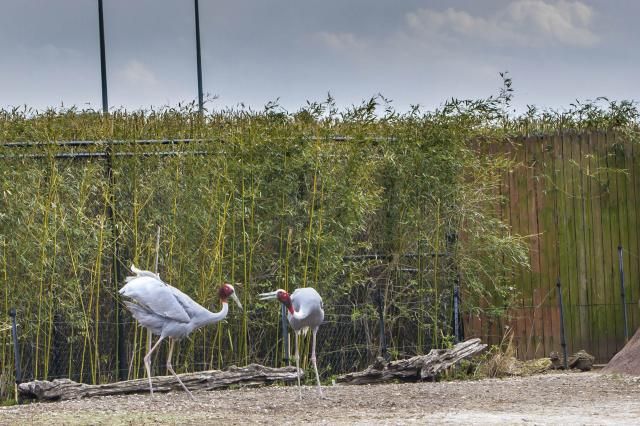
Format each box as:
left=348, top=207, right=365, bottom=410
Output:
left=144, top=335, right=165, bottom=396
left=166, top=339, right=195, bottom=400
left=295, top=331, right=302, bottom=399
left=147, top=328, right=153, bottom=371
left=311, top=328, right=323, bottom=397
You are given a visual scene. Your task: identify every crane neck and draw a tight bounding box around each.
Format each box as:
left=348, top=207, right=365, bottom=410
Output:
left=282, top=300, right=294, bottom=315
left=195, top=300, right=229, bottom=329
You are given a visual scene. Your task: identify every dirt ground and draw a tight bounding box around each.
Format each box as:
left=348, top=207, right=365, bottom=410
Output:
left=2, top=371, right=640, bottom=425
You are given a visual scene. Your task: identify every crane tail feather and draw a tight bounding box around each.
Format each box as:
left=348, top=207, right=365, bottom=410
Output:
left=128, top=264, right=161, bottom=281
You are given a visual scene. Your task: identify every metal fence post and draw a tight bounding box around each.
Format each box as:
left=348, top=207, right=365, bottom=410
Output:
left=375, top=286, right=388, bottom=360
left=10, top=308, right=22, bottom=403
left=618, top=244, right=630, bottom=342
left=453, top=273, right=461, bottom=343
left=281, top=303, right=289, bottom=365
left=556, top=278, right=568, bottom=370
left=447, top=231, right=462, bottom=343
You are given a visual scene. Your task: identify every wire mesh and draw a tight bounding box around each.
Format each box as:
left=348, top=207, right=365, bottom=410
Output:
left=0, top=136, right=464, bottom=400
left=5, top=253, right=457, bottom=392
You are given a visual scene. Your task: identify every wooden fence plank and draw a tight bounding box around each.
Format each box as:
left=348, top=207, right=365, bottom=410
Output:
left=619, top=134, right=638, bottom=338
left=560, top=134, right=581, bottom=351
left=585, top=132, right=605, bottom=362
left=528, top=136, right=545, bottom=357
left=628, top=138, right=640, bottom=332
left=508, top=140, right=525, bottom=345
left=552, top=132, right=569, bottom=354
left=534, top=135, right=553, bottom=356
left=589, top=134, right=608, bottom=362
left=476, top=130, right=639, bottom=362
left=533, top=136, right=547, bottom=353
left=601, top=133, right=620, bottom=358
left=574, top=132, right=590, bottom=353
left=595, top=131, right=610, bottom=359
left=614, top=133, right=629, bottom=345
left=548, top=134, right=562, bottom=350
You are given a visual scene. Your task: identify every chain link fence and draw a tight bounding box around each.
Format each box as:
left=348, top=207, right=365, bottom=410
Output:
left=1, top=137, right=464, bottom=401
left=5, top=250, right=460, bottom=388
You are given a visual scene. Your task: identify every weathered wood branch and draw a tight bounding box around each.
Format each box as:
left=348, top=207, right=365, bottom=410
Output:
left=337, top=338, right=487, bottom=385
left=18, top=364, right=300, bottom=401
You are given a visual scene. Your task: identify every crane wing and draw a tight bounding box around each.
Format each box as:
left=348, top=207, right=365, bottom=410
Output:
left=119, top=275, right=191, bottom=323
left=289, top=287, right=324, bottom=333
left=291, top=288, right=323, bottom=310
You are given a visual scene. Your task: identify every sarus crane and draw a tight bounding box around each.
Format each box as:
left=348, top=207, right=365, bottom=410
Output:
left=120, top=264, right=242, bottom=399
left=259, top=287, right=324, bottom=397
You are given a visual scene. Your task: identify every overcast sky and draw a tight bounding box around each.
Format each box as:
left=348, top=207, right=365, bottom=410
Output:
left=0, top=0, right=638, bottom=113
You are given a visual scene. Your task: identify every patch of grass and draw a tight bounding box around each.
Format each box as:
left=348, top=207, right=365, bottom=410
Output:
left=0, top=398, right=17, bottom=407
left=477, top=328, right=552, bottom=378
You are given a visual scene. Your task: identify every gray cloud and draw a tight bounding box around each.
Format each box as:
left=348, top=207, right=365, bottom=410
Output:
left=405, top=1, right=599, bottom=48
left=318, top=1, right=600, bottom=55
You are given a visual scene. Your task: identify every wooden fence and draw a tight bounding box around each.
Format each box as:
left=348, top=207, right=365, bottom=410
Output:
left=466, top=130, right=640, bottom=363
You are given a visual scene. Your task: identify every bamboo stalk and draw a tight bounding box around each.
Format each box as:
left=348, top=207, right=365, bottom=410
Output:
left=433, top=200, right=441, bottom=349
left=284, top=227, right=293, bottom=362
left=154, top=225, right=161, bottom=274
left=1, top=238, right=7, bottom=383
left=246, top=168, right=256, bottom=366
left=417, top=212, right=424, bottom=353
left=35, top=161, right=56, bottom=380
left=276, top=152, right=288, bottom=366
left=313, top=180, right=325, bottom=289
left=166, top=161, right=182, bottom=374
left=64, top=228, right=91, bottom=384
left=130, top=163, right=142, bottom=379
left=303, top=164, right=319, bottom=288
left=241, top=173, right=249, bottom=364
left=43, top=198, right=59, bottom=380
left=92, top=213, right=107, bottom=384
left=208, top=191, right=231, bottom=369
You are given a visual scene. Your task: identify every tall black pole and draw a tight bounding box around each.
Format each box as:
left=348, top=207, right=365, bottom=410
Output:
left=194, top=0, right=204, bottom=113
left=618, top=245, right=630, bottom=342
left=98, top=0, right=108, bottom=113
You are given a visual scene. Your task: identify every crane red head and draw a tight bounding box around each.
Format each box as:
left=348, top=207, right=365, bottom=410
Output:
left=218, top=283, right=243, bottom=309
left=258, top=289, right=293, bottom=314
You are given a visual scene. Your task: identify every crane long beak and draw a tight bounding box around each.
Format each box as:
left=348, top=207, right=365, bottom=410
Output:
left=258, top=290, right=278, bottom=301
left=230, top=292, right=243, bottom=310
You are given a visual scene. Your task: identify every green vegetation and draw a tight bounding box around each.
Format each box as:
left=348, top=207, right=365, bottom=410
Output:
left=1, top=86, right=638, bottom=401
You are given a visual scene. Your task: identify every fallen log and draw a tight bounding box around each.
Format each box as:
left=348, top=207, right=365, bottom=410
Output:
left=337, top=338, right=487, bottom=385
left=18, top=364, right=300, bottom=401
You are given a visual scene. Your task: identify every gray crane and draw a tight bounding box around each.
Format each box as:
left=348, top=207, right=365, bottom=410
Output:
left=259, top=287, right=324, bottom=397
left=120, top=264, right=242, bottom=399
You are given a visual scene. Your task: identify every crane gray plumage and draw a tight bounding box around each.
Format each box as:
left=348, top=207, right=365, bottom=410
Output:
left=286, top=288, right=324, bottom=334
left=120, top=264, right=242, bottom=399
left=259, top=287, right=324, bottom=397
